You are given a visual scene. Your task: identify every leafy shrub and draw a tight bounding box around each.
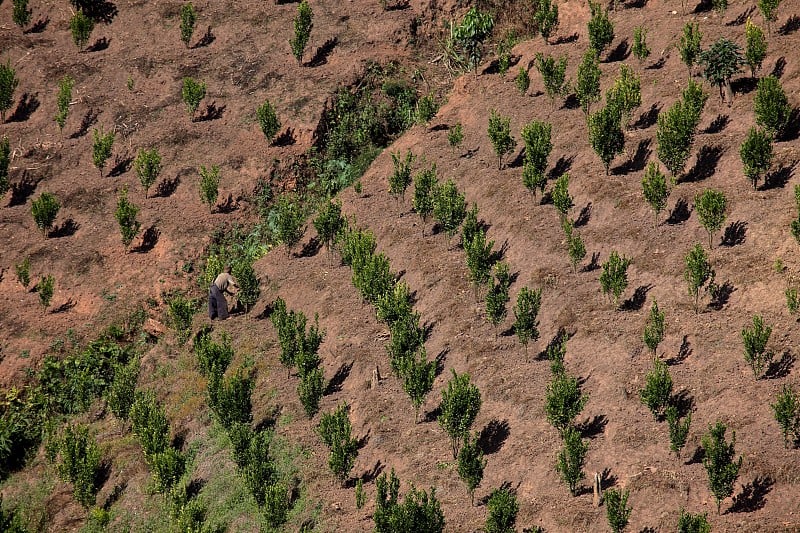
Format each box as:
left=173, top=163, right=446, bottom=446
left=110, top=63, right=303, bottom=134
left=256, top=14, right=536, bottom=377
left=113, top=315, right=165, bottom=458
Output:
left=485, top=262, right=511, bottom=329
left=677, top=509, right=711, bottom=533
left=12, top=0, right=32, bottom=29
left=263, top=482, right=289, bottom=528
left=745, top=19, right=767, bottom=78
left=701, top=422, right=742, bottom=514
left=556, top=426, right=587, bottom=496
left=535, top=53, right=568, bottom=105
left=453, top=7, right=494, bottom=74
left=355, top=478, right=366, bottom=509
left=754, top=76, right=790, bottom=136
left=374, top=469, right=445, bottom=533
left=115, top=186, right=141, bottom=250
left=464, top=226, right=493, bottom=289
left=485, top=487, right=518, bottom=532
left=290, top=0, right=313, bottom=65
left=130, top=390, right=170, bottom=461
left=546, top=371, right=588, bottom=433
left=643, top=299, right=666, bottom=357
left=771, top=384, right=800, bottom=447
left=439, top=370, right=481, bottom=458
left=198, top=164, right=220, bottom=212
left=457, top=433, right=485, bottom=505
left=165, top=292, right=196, bottom=345
left=599, top=251, right=631, bottom=307
left=605, top=488, right=632, bottom=533
left=512, top=287, right=542, bottom=358
left=605, top=64, right=641, bottom=128
left=786, top=287, right=799, bottom=314
left=656, top=80, right=706, bottom=181
left=666, top=405, right=691, bottom=457
left=256, top=99, right=280, bottom=143
left=0, top=495, right=26, bottom=532
left=642, top=162, right=668, bottom=226
left=298, top=366, right=324, bottom=418
left=318, top=403, right=359, bottom=483
left=757, top=0, right=781, bottom=34
left=389, top=150, right=415, bottom=202
left=56, top=424, right=101, bottom=508
left=589, top=105, right=624, bottom=174
left=0, top=62, right=18, bottom=123
left=400, top=348, right=436, bottom=423
left=447, top=124, right=464, bottom=151
left=181, top=77, right=206, bottom=119
left=412, top=164, right=438, bottom=233
left=91, top=127, right=115, bottom=176
left=105, top=356, right=140, bottom=420
left=208, top=368, right=253, bottom=429
left=14, top=257, right=30, bottom=288
left=193, top=328, right=233, bottom=376
left=551, top=173, right=573, bottom=219
left=134, top=148, right=162, bottom=199
left=150, top=447, right=186, bottom=493
left=587, top=1, right=614, bottom=55
left=640, top=359, right=673, bottom=419
left=69, top=11, right=94, bottom=51
left=679, top=23, right=702, bottom=74
left=433, top=179, right=467, bottom=240
left=487, top=110, right=516, bottom=169
left=741, top=314, right=773, bottom=379
left=31, top=192, right=60, bottom=237
left=532, top=0, right=559, bottom=43
left=239, top=429, right=277, bottom=504
left=180, top=2, right=197, bottom=48
left=740, top=127, right=773, bottom=189
left=576, top=49, right=601, bottom=115
left=387, top=312, right=424, bottom=376
left=36, top=275, right=55, bottom=309
left=684, top=244, right=714, bottom=312
left=416, top=93, right=438, bottom=123
left=712, top=0, right=727, bottom=13
left=515, top=67, right=530, bottom=95
left=232, top=259, right=259, bottom=312
left=565, top=223, right=586, bottom=273
left=55, top=76, right=74, bottom=134
left=376, top=281, right=413, bottom=326
left=632, top=26, right=650, bottom=61
left=273, top=194, right=305, bottom=256
left=521, top=120, right=551, bottom=196
left=695, top=189, right=727, bottom=247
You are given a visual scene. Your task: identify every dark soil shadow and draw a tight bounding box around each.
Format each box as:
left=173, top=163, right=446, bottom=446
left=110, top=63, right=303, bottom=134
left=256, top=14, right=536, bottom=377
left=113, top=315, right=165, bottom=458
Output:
left=552, top=33, right=578, bottom=45
left=779, top=15, right=800, bottom=35
left=25, top=17, right=50, bottom=34
left=666, top=335, right=692, bottom=365
left=51, top=218, right=80, bottom=238
left=682, top=145, right=724, bottom=183
left=70, top=109, right=99, bottom=139
left=87, top=37, right=111, bottom=52
left=725, top=6, right=754, bottom=26
left=296, top=236, right=322, bottom=258
left=645, top=57, right=666, bottom=70
left=154, top=176, right=180, bottom=198
left=108, top=155, right=133, bottom=177
left=693, top=0, right=713, bottom=13
left=708, top=281, right=735, bottom=310
left=308, top=37, right=338, bottom=67
left=51, top=299, right=77, bottom=314
left=582, top=251, right=601, bottom=272
left=731, top=77, right=757, bottom=97
left=134, top=225, right=160, bottom=253
left=704, top=114, right=729, bottom=134
left=324, top=361, right=353, bottom=395
left=574, top=202, right=592, bottom=228
left=685, top=445, right=705, bottom=465
left=478, top=419, right=510, bottom=454
left=361, top=461, right=385, bottom=483
left=73, top=0, right=118, bottom=23
left=273, top=128, right=296, bottom=147
left=548, top=155, right=574, bottom=180
left=562, top=94, right=581, bottom=110
left=670, top=389, right=694, bottom=418
left=9, top=172, right=42, bottom=207
left=730, top=476, right=773, bottom=513
left=193, top=26, right=215, bottom=49
left=778, top=108, right=800, bottom=142
left=765, top=350, right=795, bottom=379
left=666, top=198, right=691, bottom=225
left=771, top=57, right=786, bottom=79
left=197, top=102, right=225, bottom=122
left=605, top=39, right=630, bottom=62
left=8, top=93, right=40, bottom=122
left=632, top=103, right=660, bottom=129
left=621, top=284, right=652, bottom=312
left=720, top=221, right=747, bottom=247
left=577, top=414, right=607, bottom=439
left=612, top=139, right=650, bottom=174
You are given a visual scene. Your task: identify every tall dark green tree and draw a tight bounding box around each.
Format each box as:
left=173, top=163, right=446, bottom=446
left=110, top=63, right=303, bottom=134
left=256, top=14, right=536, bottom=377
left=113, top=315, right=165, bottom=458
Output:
left=700, top=38, right=743, bottom=105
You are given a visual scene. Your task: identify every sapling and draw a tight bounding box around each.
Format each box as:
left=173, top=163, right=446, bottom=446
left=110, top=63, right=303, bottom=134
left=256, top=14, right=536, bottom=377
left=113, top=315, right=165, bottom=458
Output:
left=643, top=299, right=665, bottom=357
left=180, top=2, right=197, bottom=48
left=54, top=76, right=75, bottom=135
left=513, top=287, right=541, bottom=359
left=447, top=123, right=464, bottom=151
left=438, top=370, right=482, bottom=458
left=694, top=189, right=727, bottom=247
left=198, top=164, right=220, bottom=212
left=545, top=371, right=588, bottom=434
left=12, top=0, right=32, bottom=30
left=632, top=26, right=650, bottom=62
left=69, top=11, right=94, bottom=51
left=256, top=99, right=281, bottom=143
left=599, top=251, right=631, bottom=307
left=754, top=76, right=790, bottom=136
left=745, top=19, right=767, bottom=78
left=388, top=149, right=415, bottom=203
left=556, top=426, right=588, bottom=496
left=91, top=128, right=115, bottom=177
left=740, top=127, right=773, bottom=189
left=532, top=0, right=559, bottom=44
left=134, top=148, right=162, bottom=198
left=701, top=422, right=742, bottom=514
left=605, top=488, right=632, bottom=533
left=589, top=105, right=624, bottom=174
left=741, top=314, right=773, bottom=379
left=181, top=77, right=206, bottom=120
left=587, top=1, right=614, bottom=56
left=771, top=384, right=800, bottom=447
left=290, top=0, right=314, bottom=65
left=535, top=53, right=568, bottom=106
left=36, top=274, right=55, bottom=309
left=642, top=162, right=668, bottom=226
left=666, top=405, right=691, bottom=457
left=551, top=173, right=573, bottom=219
left=114, top=186, right=141, bottom=251
left=487, top=110, right=516, bottom=169
left=678, top=23, right=702, bottom=76
left=0, top=61, right=18, bottom=122
left=485, top=487, right=518, bottom=532
left=31, top=192, right=60, bottom=237
left=457, top=433, right=485, bottom=505
left=576, top=48, right=601, bottom=116
left=0, top=136, right=9, bottom=196
left=684, top=244, right=714, bottom=312
left=640, top=358, right=672, bottom=419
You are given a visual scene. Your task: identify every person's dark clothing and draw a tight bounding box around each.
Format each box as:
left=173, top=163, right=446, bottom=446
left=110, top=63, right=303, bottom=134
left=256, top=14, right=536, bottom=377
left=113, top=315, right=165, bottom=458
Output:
left=208, top=284, right=229, bottom=320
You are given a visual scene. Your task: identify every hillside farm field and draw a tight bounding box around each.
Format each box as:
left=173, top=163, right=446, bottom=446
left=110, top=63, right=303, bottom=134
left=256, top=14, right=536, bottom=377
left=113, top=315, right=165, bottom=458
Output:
left=1, top=0, right=800, bottom=531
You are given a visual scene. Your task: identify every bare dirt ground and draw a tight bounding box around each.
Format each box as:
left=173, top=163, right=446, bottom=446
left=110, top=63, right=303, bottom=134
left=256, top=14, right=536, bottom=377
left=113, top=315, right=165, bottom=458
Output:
left=2, top=0, right=800, bottom=531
